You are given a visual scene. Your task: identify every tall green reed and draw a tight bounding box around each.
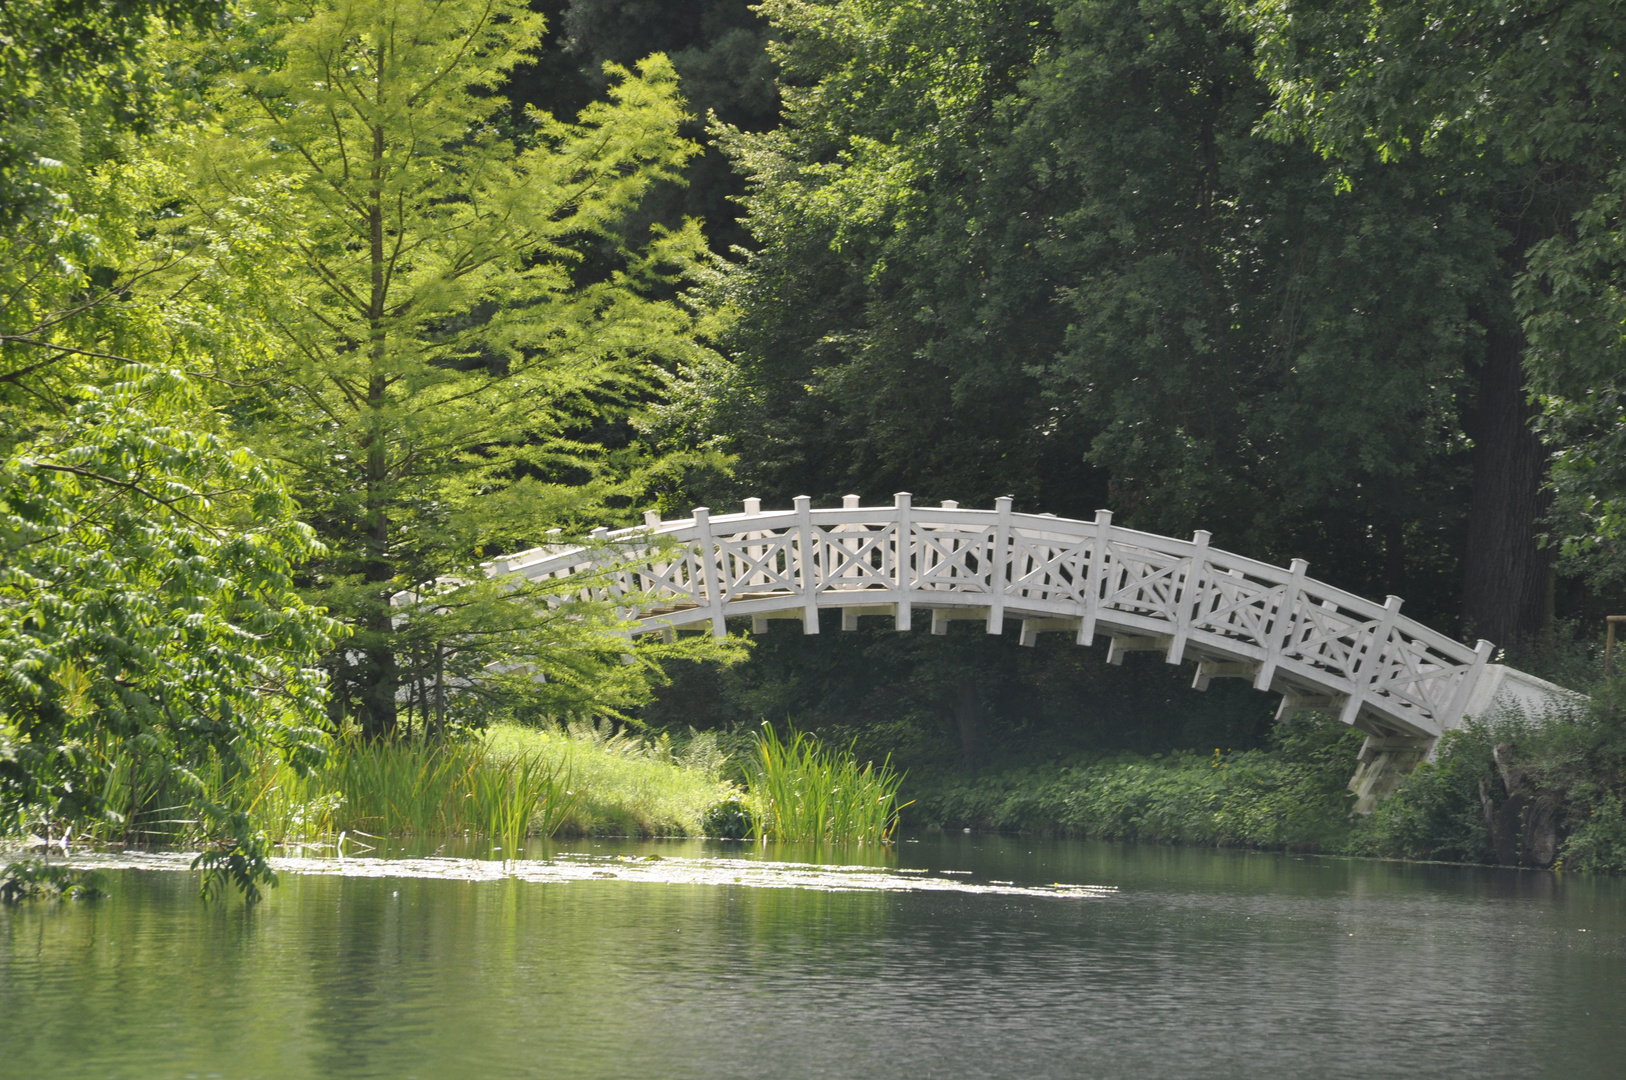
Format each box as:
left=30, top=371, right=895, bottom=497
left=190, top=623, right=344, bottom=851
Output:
left=749, top=724, right=909, bottom=843
left=237, top=738, right=577, bottom=851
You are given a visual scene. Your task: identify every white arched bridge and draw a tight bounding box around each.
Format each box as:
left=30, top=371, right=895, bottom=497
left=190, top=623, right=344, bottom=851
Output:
left=488, top=494, right=1569, bottom=798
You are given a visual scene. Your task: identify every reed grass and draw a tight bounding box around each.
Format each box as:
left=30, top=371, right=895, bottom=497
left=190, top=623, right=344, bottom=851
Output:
left=251, top=738, right=576, bottom=851
left=749, top=725, right=908, bottom=843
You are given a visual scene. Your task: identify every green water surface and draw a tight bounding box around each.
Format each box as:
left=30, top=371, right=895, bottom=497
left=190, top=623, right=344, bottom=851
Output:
left=3, top=837, right=1624, bottom=1079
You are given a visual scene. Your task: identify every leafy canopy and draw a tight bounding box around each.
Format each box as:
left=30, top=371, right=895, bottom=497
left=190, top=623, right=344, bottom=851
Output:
left=0, top=368, right=342, bottom=897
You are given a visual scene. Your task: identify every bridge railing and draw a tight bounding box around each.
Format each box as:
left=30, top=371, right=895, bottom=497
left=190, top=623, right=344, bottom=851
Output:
left=487, top=496, right=1495, bottom=738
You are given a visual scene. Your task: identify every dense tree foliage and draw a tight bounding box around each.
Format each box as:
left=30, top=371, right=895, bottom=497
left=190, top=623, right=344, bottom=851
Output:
left=1234, top=0, right=1626, bottom=602
left=177, top=0, right=740, bottom=736
left=629, top=0, right=1626, bottom=763
left=703, top=0, right=1544, bottom=630
left=0, top=370, right=341, bottom=897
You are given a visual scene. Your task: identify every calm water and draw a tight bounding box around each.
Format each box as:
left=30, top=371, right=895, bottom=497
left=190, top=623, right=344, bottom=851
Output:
left=4, top=836, right=1626, bottom=1079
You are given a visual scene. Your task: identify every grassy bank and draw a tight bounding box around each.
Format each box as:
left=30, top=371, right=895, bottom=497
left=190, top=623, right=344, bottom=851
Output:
left=258, top=723, right=738, bottom=843
left=904, top=676, right=1626, bottom=873
left=908, top=719, right=1364, bottom=852
left=484, top=723, right=736, bottom=838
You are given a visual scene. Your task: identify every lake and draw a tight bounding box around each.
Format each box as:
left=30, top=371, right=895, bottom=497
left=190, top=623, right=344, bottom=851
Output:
left=3, top=836, right=1624, bottom=1079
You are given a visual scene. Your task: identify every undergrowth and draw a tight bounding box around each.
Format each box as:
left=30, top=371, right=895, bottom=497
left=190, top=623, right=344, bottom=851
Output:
left=910, top=718, right=1364, bottom=851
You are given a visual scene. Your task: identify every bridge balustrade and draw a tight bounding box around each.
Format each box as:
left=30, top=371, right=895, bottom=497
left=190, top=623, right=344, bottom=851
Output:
left=486, top=494, right=1528, bottom=744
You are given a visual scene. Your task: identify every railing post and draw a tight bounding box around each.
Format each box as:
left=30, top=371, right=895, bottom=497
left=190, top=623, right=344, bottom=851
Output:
left=795, top=495, right=820, bottom=634
left=1080, top=509, right=1112, bottom=646
left=987, top=495, right=1013, bottom=635
left=1339, top=594, right=1403, bottom=727
left=895, top=492, right=913, bottom=631
left=692, top=507, right=727, bottom=639
left=1438, top=637, right=1495, bottom=732
left=1167, top=529, right=1210, bottom=665
left=1254, top=558, right=1308, bottom=692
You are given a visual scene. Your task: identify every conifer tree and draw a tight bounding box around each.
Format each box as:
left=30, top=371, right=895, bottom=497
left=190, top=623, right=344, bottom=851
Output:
left=185, top=0, right=732, bottom=735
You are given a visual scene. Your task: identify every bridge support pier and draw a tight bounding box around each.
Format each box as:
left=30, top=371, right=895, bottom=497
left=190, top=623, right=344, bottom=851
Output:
left=1106, top=635, right=1172, bottom=665
left=751, top=611, right=809, bottom=634
left=930, top=607, right=990, bottom=635
left=1192, top=660, right=1260, bottom=690
left=841, top=604, right=899, bottom=630
left=1348, top=735, right=1436, bottom=814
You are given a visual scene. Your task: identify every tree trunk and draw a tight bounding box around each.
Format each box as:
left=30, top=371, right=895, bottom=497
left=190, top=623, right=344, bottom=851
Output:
left=357, top=376, right=398, bottom=739
left=356, top=108, right=398, bottom=740
left=1461, top=321, right=1553, bottom=649
left=951, top=677, right=986, bottom=766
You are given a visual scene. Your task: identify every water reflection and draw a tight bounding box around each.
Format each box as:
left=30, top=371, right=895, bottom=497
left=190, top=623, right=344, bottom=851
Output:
left=4, top=838, right=1625, bottom=1079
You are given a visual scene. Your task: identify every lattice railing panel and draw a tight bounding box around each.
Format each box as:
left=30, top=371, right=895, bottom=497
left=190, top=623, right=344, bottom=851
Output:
left=915, top=524, right=995, bottom=595
left=487, top=498, right=1494, bottom=737
left=814, top=523, right=900, bottom=593
left=1006, top=530, right=1091, bottom=607
left=714, top=530, right=801, bottom=597
left=1099, top=540, right=1185, bottom=622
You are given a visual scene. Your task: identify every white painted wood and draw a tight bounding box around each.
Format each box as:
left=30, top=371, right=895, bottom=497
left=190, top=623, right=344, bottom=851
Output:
left=1167, top=529, right=1210, bottom=665
left=1080, top=509, right=1112, bottom=646
left=895, top=492, right=913, bottom=631
left=1254, top=558, right=1308, bottom=693
left=1107, top=635, right=1170, bottom=665
left=486, top=496, right=1569, bottom=740
left=987, top=496, right=1013, bottom=635
left=1339, top=594, right=1403, bottom=727
left=691, top=507, right=727, bottom=639
left=795, top=495, right=820, bottom=635
left=1193, top=660, right=1260, bottom=691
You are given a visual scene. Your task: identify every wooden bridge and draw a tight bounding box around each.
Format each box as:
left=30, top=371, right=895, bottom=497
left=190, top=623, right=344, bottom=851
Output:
left=489, top=494, right=1569, bottom=799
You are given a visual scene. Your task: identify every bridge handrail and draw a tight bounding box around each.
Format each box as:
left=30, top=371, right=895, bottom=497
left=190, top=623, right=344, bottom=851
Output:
left=486, top=498, right=1494, bottom=738
left=489, top=504, right=1478, bottom=665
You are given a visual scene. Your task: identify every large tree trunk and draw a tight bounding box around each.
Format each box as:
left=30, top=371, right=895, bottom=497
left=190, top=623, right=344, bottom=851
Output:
left=951, top=677, right=986, bottom=766
left=1461, top=321, right=1553, bottom=649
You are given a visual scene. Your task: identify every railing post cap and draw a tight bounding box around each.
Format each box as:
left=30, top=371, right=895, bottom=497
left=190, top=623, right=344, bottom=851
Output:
left=793, top=494, right=812, bottom=509
left=1385, top=594, right=1404, bottom=609
left=743, top=497, right=762, bottom=515
left=894, top=491, right=912, bottom=506
left=693, top=506, right=710, bottom=519
left=995, top=495, right=1014, bottom=511
left=842, top=494, right=861, bottom=508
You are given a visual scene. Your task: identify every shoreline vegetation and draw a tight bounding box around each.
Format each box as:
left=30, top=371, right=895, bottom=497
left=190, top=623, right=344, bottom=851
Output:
left=3, top=723, right=908, bottom=880
left=9, top=673, right=1626, bottom=882
left=909, top=674, right=1626, bottom=875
